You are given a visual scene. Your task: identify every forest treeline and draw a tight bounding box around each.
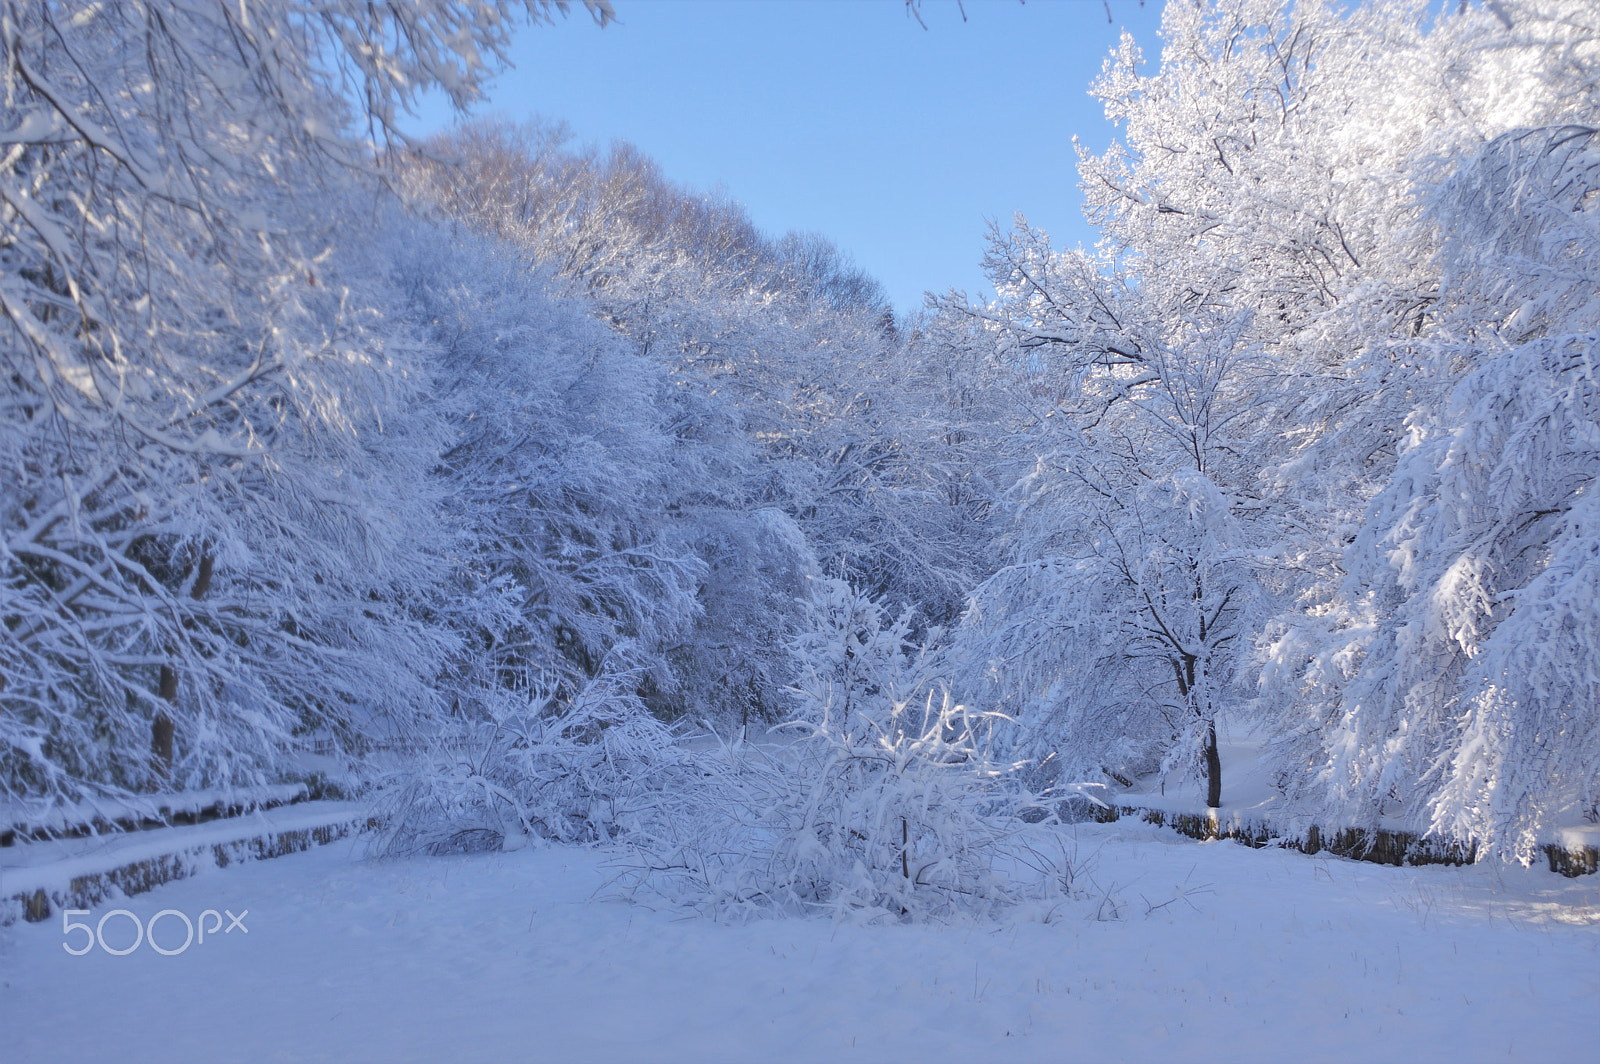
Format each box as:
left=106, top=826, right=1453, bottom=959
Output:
left=1, top=0, right=1594, bottom=885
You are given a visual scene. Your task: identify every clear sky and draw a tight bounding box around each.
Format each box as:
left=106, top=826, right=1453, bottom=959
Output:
left=402, top=0, right=1167, bottom=317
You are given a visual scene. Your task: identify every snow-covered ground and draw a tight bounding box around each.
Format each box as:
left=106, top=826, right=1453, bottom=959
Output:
left=2, top=820, right=1595, bottom=1064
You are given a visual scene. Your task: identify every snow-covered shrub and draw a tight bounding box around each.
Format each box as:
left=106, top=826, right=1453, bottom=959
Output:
left=618, top=690, right=1032, bottom=921
left=371, top=674, right=697, bottom=856
left=789, top=577, right=930, bottom=731
left=617, top=583, right=1066, bottom=922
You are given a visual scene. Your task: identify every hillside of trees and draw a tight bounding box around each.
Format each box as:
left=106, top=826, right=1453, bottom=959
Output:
left=1, top=0, right=1594, bottom=907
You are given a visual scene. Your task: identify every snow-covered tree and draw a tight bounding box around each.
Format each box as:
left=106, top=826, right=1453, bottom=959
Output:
left=937, top=227, right=1274, bottom=806
left=392, top=229, right=708, bottom=708
left=658, top=508, right=817, bottom=730
left=0, top=0, right=610, bottom=803
left=1268, top=122, right=1600, bottom=859
left=399, top=122, right=999, bottom=728
left=934, top=0, right=1598, bottom=835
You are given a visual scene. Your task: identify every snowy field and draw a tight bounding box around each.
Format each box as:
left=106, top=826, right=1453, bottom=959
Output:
left=3, top=822, right=1595, bottom=1064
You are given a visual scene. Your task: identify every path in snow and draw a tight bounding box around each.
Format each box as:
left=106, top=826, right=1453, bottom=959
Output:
left=2, top=820, right=1595, bottom=1063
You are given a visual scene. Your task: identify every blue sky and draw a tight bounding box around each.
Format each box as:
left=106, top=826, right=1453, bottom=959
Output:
left=404, top=0, right=1166, bottom=317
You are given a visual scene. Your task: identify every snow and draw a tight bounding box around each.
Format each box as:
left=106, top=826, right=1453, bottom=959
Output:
left=2, top=823, right=1595, bottom=1063
left=0, top=801, right=368, bottom=900
left=0, top=783, right=311, bottom=840
left=1555, top=826, right=1600, bottom=854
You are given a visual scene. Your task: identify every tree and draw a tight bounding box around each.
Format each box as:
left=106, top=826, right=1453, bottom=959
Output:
left=399, top=121, right=998, bottom=726
left=1267, top=123, right=1600, bottom=859
left=936, top=0, right=1599, bottom=834
left=938, top=224, right=1272, bottom=807
left=0, top=0, right=608, bottom=803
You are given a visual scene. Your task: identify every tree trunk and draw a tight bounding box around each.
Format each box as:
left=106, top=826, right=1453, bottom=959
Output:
left=151, top=551, right=212, bottom=781
left=1203, top=718, right=1222, bottom=809
left=152, top=666, right=176, bottom=778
